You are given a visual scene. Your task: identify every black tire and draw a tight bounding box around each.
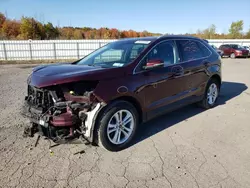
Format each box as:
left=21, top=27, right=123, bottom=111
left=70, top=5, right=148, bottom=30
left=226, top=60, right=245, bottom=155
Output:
left=198, top=78, right=220, bottom=109
left=95, top=100, right=139, bottom=151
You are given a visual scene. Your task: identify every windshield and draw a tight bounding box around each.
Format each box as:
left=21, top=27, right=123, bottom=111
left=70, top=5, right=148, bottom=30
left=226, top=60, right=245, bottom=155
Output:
left=231, top=45, right=244, bottom=49
left=76, top=40, right=151, bottom=68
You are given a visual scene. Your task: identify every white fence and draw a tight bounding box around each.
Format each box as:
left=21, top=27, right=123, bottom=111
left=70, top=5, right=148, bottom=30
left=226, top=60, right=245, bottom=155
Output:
left=0, top=39, right=249, bottom=61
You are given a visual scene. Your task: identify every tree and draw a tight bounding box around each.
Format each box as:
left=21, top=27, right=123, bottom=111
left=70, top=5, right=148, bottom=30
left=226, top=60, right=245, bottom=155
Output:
left=127, top=30, right=138, bottom=38
left=20, top=17, right=44, bottom=39
left=1, top=20, right=21, bottom=39
left=59, top=27, right=74, bottom=39
left=229, top=20, right=244, bottom=39
left=110, top=28, right=120, bottom=39
left=0, top=12, right=162, bottom=40
left=195, top=29, right=203, bottom=38
left=207, top=24, right=216, bottom=39
left=73, top=29, right=83, bottom=39
left=0, top=12, right=6, bottom=28
left=44, top=22, right=59, bottom=39
left=103, top=29, right=111, bottom=39
left=245, top=27, right=250, bottom=39
left=120, top=31, right=128, bottom=38
left=196, top=24, right=217, bottom=39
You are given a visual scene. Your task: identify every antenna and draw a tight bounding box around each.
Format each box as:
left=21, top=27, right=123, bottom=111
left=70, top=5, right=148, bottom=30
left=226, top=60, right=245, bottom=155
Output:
left=4, top=10, right=8, bottom=18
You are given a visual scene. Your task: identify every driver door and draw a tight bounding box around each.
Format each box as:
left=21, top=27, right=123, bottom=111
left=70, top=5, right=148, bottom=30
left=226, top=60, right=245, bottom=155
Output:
left=139, top=40, right=190, bottom=119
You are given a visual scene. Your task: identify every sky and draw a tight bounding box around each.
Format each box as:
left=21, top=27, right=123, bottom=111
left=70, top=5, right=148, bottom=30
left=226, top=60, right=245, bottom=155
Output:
left=0, top=0, right=250, bottom=34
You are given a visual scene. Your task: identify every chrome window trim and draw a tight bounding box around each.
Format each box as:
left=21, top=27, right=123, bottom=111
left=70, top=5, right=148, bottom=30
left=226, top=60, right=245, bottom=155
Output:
left=133, top=38, right=212, bottom=75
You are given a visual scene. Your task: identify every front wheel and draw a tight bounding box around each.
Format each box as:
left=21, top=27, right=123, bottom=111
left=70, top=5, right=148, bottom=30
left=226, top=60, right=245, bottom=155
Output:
left=198, top=79, right=220, bottom=109
left=95, top=101, right=138, bottom=151
left=230, top=53, right=236, bottom=59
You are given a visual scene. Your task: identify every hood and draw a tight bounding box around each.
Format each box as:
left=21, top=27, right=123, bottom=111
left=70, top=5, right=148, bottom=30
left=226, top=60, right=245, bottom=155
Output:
left=29, top=63, right=126, bottom=88
left=240, top=49, right=249, bottom=53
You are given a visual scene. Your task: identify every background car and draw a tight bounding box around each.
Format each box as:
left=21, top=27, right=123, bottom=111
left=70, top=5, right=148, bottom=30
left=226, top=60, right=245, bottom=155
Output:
left=210, top=44, right=224, bottom=57
left=219, top=44, right=249, bottom=58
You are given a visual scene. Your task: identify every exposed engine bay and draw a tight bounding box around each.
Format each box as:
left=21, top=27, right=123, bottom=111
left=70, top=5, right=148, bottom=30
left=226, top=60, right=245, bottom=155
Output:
left=22, top=80, right=104, bottom=143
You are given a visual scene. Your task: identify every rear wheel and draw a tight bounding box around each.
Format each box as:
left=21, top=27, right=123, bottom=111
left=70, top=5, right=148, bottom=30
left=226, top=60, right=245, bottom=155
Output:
left=230, top=53, right=236, bottom=59
left=95, top=101, right=138, bottom=151
left=198, top=79, right=220, bottom=109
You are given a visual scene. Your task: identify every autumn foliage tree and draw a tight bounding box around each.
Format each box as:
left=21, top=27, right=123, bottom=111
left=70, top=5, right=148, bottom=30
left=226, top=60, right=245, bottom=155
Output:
left=20, top=17, right=45, bottom=39
left=0, top=13, right=6, bottom=38
left=1, top=20, right=21, bottom=39
left=0, top=12, right=249, bottom=40
left=246, top=27, right=250, bottom=39
left=0, top=13, right=6, bottom=28
left=44, top=22, right=59, bottom=39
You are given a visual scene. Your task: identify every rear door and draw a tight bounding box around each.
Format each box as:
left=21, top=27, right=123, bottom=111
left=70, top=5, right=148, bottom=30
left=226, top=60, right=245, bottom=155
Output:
left=175, top=39, right=212, bottom=100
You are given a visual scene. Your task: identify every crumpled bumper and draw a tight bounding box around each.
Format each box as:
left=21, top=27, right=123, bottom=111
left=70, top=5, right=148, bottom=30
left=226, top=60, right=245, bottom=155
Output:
left=21, top=97, right=104, bottom=142
left=21, top=101, right=78, bottom=128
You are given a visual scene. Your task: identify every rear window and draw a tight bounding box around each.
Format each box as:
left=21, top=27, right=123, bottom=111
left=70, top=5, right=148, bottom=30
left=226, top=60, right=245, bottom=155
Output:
left=177, top=40, right=210, bottom=62
left=198, top=42, right=212, bottom=56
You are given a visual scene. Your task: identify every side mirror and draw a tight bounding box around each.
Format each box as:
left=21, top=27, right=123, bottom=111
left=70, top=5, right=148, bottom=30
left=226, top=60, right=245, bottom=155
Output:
left=143, top=59, right=164, bottom=70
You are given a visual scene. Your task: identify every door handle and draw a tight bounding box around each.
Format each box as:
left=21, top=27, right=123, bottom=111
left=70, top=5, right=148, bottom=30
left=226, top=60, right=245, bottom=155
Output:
left=171, top=65, right=184, bottom=76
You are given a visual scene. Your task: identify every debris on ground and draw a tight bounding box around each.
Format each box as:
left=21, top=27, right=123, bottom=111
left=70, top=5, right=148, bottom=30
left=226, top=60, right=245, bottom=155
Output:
left=23, top=123, right=38, bottom=138
left=49, top=149, right=54, bottom=156
left=50, top=143, right=60, bottom=148
left=73, top=149, right=85, bottom=155
left=34, top=135, right=40, bottom=147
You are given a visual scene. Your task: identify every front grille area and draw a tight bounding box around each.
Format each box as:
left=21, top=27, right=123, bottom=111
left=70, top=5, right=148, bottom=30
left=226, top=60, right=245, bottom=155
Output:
left=27, top=85, right=54, bottom=110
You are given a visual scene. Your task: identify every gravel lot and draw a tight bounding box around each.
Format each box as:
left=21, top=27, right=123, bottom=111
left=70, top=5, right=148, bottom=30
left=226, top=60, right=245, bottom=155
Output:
left=0, top=59, right=250, bottom=188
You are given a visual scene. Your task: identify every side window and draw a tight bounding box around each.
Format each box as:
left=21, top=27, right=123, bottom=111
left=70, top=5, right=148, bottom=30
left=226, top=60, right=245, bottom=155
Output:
left=197, top=42, right=211, bottom=57
left=94, top=49, right=123, bottom=63
left=177, top=40, right=205, bottom=62
left=141, top=41, right=176, bottom=67
left=220, top=45, right=225, bottom=49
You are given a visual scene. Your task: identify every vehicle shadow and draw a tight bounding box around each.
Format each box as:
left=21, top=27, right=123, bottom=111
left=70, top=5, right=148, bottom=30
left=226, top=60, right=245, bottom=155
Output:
left=132, top=81, right=248, bottom=146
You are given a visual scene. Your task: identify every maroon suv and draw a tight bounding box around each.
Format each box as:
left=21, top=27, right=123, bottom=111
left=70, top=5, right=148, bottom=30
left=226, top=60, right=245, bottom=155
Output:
left=23, top=36, right=222, bottom=151
left=219, top=44, right=249, bottom=58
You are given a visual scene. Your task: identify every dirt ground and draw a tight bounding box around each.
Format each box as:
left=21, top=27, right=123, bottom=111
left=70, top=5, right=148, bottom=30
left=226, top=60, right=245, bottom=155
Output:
left=0, top=59, right=250, bottom=188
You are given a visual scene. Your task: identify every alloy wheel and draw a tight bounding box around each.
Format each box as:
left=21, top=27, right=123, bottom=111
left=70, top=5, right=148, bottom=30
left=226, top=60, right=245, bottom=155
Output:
left=207, top=83, right=218, bottom=105
left=107, top=110, right=135, bottom=145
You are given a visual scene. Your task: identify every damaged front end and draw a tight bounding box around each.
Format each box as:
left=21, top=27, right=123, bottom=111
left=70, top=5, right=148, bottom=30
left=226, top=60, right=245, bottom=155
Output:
left=22, top=81, right=104, bottom=143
